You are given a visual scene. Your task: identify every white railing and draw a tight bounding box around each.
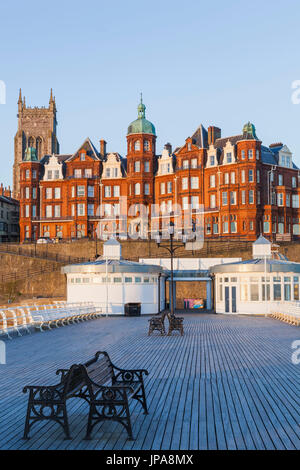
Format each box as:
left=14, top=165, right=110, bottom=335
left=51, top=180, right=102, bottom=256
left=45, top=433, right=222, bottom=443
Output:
left=0, top=302, right=102, bottom=339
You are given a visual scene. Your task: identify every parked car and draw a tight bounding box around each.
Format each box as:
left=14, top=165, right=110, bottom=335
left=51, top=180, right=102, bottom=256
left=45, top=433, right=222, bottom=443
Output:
left=36, top=237, right=52, bottom=244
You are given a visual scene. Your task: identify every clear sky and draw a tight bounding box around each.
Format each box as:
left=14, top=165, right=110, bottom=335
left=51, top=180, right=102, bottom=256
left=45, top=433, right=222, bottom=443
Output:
left=1, top=0, right=300, bottom=188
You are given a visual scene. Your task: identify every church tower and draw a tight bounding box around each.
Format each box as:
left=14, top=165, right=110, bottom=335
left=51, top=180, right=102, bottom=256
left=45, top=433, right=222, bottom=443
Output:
left=13, top=89, right=59, bottom=199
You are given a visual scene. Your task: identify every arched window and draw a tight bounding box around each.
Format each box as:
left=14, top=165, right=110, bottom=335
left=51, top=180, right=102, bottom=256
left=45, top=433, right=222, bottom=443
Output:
left=134, top=140, right=140, bottom=151
left=36, top=137, right=42, bottom=159
left=135, top=183, right=140, bottom=195
left=28, top=136, right=34, bottom=148
left=144, top=140, right=150, bottom=151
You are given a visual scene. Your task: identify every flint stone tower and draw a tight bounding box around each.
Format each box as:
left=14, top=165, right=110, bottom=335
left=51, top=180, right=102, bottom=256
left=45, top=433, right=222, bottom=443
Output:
left=13, top=89, right=59, bottom=199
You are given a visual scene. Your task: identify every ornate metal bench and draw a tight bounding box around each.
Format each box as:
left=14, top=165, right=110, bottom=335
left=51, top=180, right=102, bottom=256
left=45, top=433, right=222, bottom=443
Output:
left=23, top=351, right=149, bottom=441
left=167, top=313, right=184, bottom=336
left=148, top=311, right=168, bottom=336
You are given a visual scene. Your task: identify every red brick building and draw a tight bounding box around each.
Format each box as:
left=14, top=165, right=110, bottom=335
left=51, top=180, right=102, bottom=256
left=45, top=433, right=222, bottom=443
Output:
left=18, top=94, right=300, bottom=242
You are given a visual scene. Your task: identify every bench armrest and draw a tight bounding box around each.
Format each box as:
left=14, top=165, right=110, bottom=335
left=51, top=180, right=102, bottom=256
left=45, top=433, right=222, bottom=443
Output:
left=23, top=383, right=64, bottom=401
left=113, top=365, right=148, bottom=376
left=113, top=367, right=149, bottom=383
left=91, top=382, right=135, bottom=400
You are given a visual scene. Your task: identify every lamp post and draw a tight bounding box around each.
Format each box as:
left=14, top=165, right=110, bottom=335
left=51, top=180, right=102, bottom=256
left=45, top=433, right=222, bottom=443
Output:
left=155, top=222, right=187, bottom=316
left=94, top=225, right=99, bottom=259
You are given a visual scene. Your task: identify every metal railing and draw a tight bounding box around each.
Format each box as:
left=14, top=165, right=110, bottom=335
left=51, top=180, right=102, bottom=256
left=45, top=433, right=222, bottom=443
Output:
left=0, top=264, right=62, bottom=285
left=0, top=244, right=90, bottom=266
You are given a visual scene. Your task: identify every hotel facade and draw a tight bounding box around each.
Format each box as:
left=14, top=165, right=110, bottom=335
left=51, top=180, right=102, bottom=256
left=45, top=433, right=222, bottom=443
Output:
left=16, top=91, right=300, bottom=243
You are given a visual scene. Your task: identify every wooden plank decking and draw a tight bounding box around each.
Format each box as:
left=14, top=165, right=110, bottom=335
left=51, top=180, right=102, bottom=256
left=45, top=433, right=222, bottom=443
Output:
left=0, top=314, right=299, bottom=450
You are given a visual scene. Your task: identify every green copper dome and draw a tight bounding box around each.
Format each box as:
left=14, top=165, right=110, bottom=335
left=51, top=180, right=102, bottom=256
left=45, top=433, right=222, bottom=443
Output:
left=24, top=147, right=38, bottom=162
left=242, top=122, right=258, bottom=140
left=127, top=95, right=156, bottom=136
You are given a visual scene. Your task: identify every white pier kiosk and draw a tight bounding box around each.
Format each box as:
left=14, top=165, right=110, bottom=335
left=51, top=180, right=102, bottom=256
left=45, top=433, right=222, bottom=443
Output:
left=62, top=238, right=165, bottom=315
left=210, top=235, right=300, bottom=315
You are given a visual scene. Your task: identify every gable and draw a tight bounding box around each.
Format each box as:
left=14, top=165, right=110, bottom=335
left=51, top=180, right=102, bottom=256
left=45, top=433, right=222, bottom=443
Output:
left=66, top=138, right=100, bottom=162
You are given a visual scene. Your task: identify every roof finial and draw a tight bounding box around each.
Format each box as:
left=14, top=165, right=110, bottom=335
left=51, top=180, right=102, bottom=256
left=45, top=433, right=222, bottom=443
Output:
left=18, top=88, right=22, bottom=103
left=50, top=88, right=53, bottom=103
left=137, top=92, right=146, bottom=119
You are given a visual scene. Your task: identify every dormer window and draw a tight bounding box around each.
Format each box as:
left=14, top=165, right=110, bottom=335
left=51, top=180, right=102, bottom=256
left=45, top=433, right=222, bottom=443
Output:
left=106, top=168, right=111, bottom=178
left=210, top=156, right=215, bottom=166
left=80, top=152, right=86, bottom=161
left=226, top=153, right=232, bottom=164
left=144, top=140, right=150, bottom=151
left=286, top=156, right=291, bottom=168
left=134, top=141, right=140, bottom=151
left=187, top=142, right=192, bottom=151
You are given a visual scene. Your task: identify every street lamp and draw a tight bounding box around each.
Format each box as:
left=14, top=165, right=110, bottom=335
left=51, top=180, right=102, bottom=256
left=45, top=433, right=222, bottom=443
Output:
left=155, top=222, right=187, bottom=316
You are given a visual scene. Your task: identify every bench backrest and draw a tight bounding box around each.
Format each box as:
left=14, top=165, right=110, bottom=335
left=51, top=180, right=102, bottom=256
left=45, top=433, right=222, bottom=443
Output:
left=63, top=364, right=87, bottom=396
left=0, top=311, right=7, bottom=332
left=85, top=352, right=114, bottom=386
left=62, top=352, right=114, bottom=397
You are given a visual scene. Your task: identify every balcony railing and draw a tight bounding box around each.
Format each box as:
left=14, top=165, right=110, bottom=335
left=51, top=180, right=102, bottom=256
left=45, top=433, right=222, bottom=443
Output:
left=66, top=175, right=99, bottom=180
left=176, top=165, right=202, bottom=171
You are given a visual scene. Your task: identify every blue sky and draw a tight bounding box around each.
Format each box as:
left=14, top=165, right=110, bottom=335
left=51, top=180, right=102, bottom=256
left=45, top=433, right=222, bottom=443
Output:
left=1, top=0, right=300, bottom=188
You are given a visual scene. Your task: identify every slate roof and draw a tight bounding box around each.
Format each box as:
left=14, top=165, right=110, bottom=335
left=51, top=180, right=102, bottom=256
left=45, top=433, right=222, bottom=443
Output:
left=191, top=125, right=208, bottom=148
left=214, top=134, right=244, bottom=149
left=0, top=195, right=19, bottom=206
left=261, top=145, right=278, bottom=165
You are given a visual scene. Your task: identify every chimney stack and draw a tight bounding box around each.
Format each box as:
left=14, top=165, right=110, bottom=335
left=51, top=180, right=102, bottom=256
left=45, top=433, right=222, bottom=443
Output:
left=100, top=139, right=107, bottom=157
left=164, top=142, right=172, bottom=154
left=4, top=186, right=11, bottom=198
left=208, top=126, right=221, bottom=146
left=0, top=183, right=3, bottom=196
